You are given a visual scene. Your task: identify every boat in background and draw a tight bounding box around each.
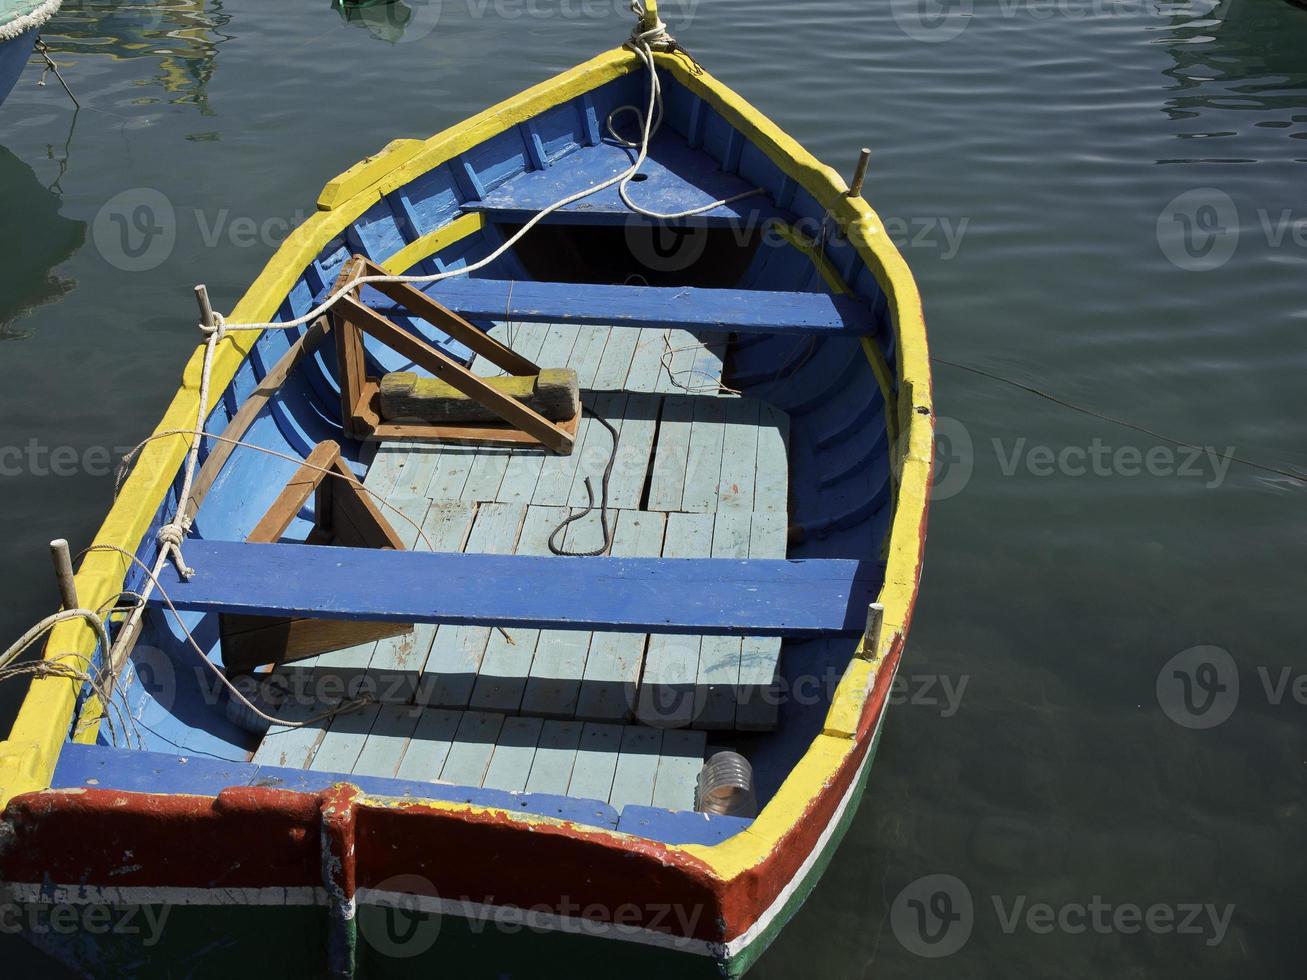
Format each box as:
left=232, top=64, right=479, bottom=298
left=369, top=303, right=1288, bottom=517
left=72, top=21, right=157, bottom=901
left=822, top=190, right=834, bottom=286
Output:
left=0, top=0, right=60, bottom=110
left=0, top=4, right=932, bottom=976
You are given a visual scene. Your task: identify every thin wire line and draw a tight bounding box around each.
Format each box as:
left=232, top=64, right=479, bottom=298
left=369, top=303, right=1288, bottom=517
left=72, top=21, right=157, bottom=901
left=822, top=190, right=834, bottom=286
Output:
left=933, top=356, right=1306, bottom=483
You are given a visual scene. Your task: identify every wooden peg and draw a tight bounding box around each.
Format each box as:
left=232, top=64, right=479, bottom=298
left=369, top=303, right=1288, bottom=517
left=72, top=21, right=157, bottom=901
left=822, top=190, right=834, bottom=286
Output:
left=194, top=284, right=216, bottom=331
left=49, top=539, right=78, bottom=611
left=847, top=148, right=871, bottom=199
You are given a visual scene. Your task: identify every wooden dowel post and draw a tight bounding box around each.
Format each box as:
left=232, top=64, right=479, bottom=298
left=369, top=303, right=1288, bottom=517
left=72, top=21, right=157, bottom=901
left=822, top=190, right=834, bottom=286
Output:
left=195, top=284, right=216, bottom=332
left=49, top=539, right=78, bottom=611
left=865, top=601, right=884, bottom=654
left=847, top=148, right=871, bottom=199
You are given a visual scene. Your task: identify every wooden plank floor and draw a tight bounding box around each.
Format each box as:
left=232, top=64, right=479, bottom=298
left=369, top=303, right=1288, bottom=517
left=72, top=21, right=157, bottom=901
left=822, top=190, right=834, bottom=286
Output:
left=251, top=320, right=788, bottom=810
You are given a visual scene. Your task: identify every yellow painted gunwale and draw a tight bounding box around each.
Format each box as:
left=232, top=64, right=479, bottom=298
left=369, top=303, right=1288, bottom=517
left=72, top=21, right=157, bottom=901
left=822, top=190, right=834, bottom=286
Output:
left=0, top=46, right=933, bottom=891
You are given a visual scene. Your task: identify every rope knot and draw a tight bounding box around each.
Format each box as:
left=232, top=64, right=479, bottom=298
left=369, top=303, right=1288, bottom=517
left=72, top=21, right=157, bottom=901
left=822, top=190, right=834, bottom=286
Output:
left=156, top=524, right=185, bottom=550
left=628, top=0, right=674, bottom=50
left=157, top=523, right=195, bottom=579
left=199, top=311, right=227, bottom=342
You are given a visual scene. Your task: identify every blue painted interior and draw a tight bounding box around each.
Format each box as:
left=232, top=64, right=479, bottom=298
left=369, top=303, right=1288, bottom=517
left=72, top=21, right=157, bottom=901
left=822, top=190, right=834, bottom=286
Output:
left=81, top=66, right=898, bottom=847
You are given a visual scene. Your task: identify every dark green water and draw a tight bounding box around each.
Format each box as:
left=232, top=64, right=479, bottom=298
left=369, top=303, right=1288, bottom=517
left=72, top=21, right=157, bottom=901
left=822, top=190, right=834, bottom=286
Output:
left=1, top=0, right=1304, bottom=976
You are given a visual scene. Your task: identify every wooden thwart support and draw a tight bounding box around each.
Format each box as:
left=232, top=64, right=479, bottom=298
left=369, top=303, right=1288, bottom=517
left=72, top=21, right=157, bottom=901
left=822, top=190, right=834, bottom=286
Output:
left=220, top=439, right=413, bottom=675
left=331, top=256, right=578, bottom=454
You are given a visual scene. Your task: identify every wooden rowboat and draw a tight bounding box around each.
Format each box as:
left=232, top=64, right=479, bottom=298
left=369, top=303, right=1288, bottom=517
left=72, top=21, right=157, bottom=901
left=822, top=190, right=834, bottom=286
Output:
left=0, top=0, right=60, bottom=110
left=0, top=8, right=932, bottom=977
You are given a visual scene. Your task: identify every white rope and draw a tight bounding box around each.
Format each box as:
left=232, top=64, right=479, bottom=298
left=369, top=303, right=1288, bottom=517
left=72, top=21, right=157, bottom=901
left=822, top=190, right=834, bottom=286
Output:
left=0, top=0, right=61, bottom=43
left=0, top=609, right=142, bottom=750
left=0, top=609, right=111, bottom=674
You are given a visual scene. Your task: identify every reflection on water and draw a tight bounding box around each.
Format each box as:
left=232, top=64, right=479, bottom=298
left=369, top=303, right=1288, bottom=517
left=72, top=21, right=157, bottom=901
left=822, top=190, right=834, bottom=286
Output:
left=0, top=144, right=84, bottom=339
left=1159, top=0, right=1307, bottom=159
left=43, top=0, right=229, bottom=114
left=331, top=0, right=422, bottom=45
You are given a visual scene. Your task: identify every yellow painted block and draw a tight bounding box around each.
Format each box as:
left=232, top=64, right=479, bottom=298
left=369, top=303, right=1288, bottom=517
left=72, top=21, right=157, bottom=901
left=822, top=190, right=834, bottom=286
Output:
left=317, top=138, right=426, bottom=211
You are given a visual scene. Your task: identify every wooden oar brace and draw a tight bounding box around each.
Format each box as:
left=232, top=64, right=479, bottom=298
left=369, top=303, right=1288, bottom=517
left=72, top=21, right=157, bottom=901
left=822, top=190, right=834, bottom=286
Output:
left=330, top=255, right=579, bottom=454
left=220, top=439, right=413, bottom=675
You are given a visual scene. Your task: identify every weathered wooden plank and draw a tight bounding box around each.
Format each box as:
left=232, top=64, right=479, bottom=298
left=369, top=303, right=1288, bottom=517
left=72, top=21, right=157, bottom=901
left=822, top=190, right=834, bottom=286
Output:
left=475, top=321, right=550, bottom=379
left=309, top=703, right=380, bottom=774
left=590, top=326, right=639, bottom=391
left=695, top=510, right=752, bottom=730
left=754, top=402, right=791, bottom=515
left=608, top=725, right=663, bottom=810
left=523, top=719, right=583, bottom=795
left=414, top=503, right=525, bottom=708
left=717, top=398, right=762, bottom=512
left=527, top=327, right=610, bottom=506
left=533, top=323, right=582, bottom=373
left=424, top=446, right=477, bottom=501
left=635, top=512, right=711, bottom=728
left=459, top=448, right=514, bottom=502
left=362, top=443, right=414, bottom=496
left=608, top=393, right=658, bottom=511
left=482, top=716, right=544, bottom=793
left=575, top=511, right=665, bottom=723
left=566, top=722, right=622, bottom=802
left=352, top=704, right=423, bottom=779
left=390, top=446, right=446, bottom=499
left=623, top=328, right=670, bottom=394
left=682, top=397, right=729, bottom=513
left=394, top=707, right=462, bottom=782
left=468, top=505, right=559, bottom=713
left=438, top=710, right=505, bottom=786
left=250, top=699, right=329, bottom=769
left=737, top=510, right=788, bottom=732
left=519, top=514, right=593, bottom=718
left=648, top=396, right=691, bottom=512
left=413, top=279, right=876, bottom=337
left=651, top=729, right=707, bottom=812
left=519, top=630, right=591, bottom=720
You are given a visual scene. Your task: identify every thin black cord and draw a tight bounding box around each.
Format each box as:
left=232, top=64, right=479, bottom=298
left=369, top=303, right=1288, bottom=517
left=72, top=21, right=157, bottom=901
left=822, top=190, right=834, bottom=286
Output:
left=933, top=356, right=1305, bottom=483
left=549, top=406, right=619, bottom=557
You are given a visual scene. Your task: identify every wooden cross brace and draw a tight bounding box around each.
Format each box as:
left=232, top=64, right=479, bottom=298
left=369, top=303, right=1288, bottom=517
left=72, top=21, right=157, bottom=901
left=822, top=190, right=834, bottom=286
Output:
left=220, top=439, right=413, bottom=676
left=330, top=256, right=578, bottom=454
